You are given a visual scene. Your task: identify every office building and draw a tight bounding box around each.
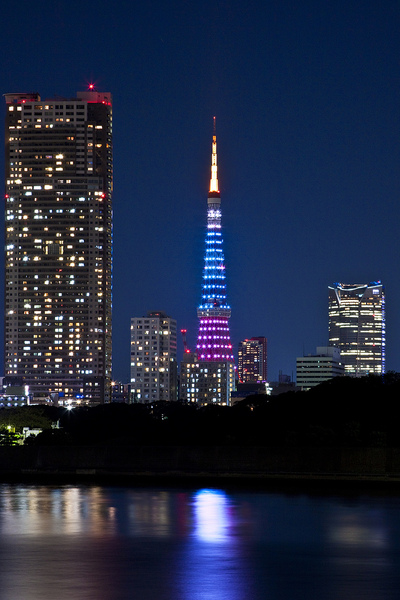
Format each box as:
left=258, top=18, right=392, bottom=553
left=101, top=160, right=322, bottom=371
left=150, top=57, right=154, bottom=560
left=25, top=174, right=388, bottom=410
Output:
left=4, top=89, right=112, bottom=403
left=130, top=311, right=177, bottom=402
left=183, top=123, right=235, bottom=405
left=296, top=346, right=344, bottom=391
left=328, top=282, right=385, bottom=375
left=238, top=337, right=267, bottom=382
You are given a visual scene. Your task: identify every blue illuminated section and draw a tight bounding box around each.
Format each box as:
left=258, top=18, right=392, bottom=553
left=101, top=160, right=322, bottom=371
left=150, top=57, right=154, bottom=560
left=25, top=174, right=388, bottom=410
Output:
left=198, top=204, right=231, bottom=313
left=196, top=197, right=234, bottom=362
left=381, top=292, right=386, bottom=374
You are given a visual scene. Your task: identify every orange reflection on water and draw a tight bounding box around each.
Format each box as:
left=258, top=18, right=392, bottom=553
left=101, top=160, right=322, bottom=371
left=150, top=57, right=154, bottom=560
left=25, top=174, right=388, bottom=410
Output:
left=0, top=485, right=117, bottom=537
left=327, top=508, right=387, bottom=548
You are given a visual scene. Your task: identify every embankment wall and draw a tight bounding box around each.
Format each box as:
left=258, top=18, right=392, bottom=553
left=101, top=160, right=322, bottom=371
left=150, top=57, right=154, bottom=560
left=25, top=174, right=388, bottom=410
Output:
left=1, top=445, right=400, bottom=481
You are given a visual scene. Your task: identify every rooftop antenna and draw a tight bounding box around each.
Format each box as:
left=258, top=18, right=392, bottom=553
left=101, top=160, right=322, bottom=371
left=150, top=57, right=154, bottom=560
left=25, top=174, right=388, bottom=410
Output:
left=209, top=117, right=219, bottom=193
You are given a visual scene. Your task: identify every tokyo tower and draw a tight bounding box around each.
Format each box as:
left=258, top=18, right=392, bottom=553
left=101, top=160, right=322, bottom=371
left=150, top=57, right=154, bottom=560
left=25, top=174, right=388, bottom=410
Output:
left=196, top=121, right=234, bottom=363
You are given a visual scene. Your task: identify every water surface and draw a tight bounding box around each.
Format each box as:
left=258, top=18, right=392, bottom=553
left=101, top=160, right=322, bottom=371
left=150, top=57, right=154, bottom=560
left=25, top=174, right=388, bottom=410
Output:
left=0, top=484, right=399, bottom=599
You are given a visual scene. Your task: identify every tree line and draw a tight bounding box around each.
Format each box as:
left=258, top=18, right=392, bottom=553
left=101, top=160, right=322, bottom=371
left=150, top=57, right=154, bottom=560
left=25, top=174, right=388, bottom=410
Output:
left=1, top=373, right=400, bottom=447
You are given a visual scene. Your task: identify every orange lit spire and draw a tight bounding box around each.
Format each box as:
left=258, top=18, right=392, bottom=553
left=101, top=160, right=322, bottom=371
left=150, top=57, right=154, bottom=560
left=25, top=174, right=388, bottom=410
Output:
left=209, top=116, right=219, bottom=193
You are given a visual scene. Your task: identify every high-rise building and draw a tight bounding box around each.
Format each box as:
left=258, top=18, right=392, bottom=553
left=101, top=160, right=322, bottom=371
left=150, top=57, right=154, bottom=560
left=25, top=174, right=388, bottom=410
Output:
left=328, top=282, right=385, bottom=376
left=238, top=337, right=268, bottom=383
left=181, top=123, right=235, bottom=405
left=130, top=311, right=177, bottom=402
left=4, top=89, right=113, bottom=403
left=296, top=346, right=344, bottom=391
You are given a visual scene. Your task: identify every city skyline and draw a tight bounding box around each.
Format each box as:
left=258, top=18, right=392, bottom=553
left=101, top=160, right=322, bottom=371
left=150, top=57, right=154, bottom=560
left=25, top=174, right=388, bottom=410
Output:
left=1, top=1, right=399, bottom=383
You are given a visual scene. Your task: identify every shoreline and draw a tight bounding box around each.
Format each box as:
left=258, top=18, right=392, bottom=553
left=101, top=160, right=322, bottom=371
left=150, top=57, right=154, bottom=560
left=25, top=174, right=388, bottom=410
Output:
left=2, top=471, right=400, bottom=494
left=2, top=444, right=400, bottom=491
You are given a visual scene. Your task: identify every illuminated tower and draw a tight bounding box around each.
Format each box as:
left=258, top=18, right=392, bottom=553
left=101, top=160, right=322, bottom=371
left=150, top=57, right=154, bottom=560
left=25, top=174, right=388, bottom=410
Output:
left=328, top=282, right=385, bottom=376
left=181, top=123, right=235, bottom=405
left=196, top=124, right=234, bottom=362
left=4, top=89, right=112, bottom=404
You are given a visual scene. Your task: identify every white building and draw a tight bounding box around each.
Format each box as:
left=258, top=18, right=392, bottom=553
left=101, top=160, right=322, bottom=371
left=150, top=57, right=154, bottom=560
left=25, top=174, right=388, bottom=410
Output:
left=296, top=346, right=344, bottom=391
left=130, top=311, right=177, bottom=402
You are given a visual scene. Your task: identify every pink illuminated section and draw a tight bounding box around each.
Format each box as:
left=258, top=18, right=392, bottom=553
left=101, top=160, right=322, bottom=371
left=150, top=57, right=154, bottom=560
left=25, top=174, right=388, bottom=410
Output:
left=196, top=317, right=234, bottom=361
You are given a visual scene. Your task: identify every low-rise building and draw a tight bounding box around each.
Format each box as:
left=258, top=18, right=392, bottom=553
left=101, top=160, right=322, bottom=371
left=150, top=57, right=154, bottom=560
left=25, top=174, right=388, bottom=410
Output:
left=296, top=346, right=344, bottom=391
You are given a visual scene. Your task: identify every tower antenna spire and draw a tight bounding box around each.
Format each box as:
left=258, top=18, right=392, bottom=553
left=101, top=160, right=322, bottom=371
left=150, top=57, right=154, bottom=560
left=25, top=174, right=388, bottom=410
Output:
left=209, top=117, right=219, bottom=193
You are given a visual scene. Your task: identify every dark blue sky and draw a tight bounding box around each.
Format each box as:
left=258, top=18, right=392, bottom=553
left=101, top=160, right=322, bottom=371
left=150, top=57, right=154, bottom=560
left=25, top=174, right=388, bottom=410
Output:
left=1, top=0, right=399, bottom=382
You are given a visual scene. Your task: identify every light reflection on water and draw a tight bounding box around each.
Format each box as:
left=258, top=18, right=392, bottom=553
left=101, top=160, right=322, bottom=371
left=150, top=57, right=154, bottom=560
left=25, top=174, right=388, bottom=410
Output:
left=177, top=489, right=250, bottom=600
left=193, top=489, right=231, bottom=542
left=0, top=484, right=399, bottom=599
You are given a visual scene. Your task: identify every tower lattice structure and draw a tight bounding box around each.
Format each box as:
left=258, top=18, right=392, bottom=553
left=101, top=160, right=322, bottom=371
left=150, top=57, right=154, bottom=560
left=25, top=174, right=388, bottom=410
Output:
left=196, top=126, right=234, bottom=363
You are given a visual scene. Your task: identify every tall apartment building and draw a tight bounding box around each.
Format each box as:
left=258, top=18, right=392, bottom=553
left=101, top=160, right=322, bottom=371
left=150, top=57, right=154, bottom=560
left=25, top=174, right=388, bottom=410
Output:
left=130, top=311, right=177, bottom=402
left=238, top=337, right=267, bottom=383
left=328, top=282, right=385, bottom=375
left=296, top=346, right=344, bottom=391
left=4, top=89, right=112, bottom=403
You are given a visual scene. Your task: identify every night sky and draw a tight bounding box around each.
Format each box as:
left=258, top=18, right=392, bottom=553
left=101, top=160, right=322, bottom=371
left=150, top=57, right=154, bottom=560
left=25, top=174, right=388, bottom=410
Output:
left=1, top=0, right=399, bottom=382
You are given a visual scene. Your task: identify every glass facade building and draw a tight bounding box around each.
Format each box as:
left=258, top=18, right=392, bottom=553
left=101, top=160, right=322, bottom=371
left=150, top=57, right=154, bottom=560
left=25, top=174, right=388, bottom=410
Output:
left=4, top=90, right=113, bottom=403
left=328, top=282, right=385, bottom=376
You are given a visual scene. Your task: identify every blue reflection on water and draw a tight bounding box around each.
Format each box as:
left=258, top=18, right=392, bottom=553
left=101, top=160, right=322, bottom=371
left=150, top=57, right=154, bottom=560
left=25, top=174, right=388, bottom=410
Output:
left=193, top=489, right=230, bottom=542
left=172, top=488, right=253, bottom=600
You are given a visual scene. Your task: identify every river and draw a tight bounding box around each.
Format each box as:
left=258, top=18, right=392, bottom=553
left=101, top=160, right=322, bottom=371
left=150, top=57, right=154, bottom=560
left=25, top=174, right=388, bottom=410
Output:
left=0, top=483, right=399, bottom=599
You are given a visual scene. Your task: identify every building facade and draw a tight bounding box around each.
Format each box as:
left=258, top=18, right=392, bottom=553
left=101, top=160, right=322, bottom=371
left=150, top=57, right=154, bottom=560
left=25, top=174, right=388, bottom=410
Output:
left=296, top=346, right=344, bottom=391
left=328, top=282, right=385, bottom=376
left=4, top=89, right=112, bottom=403
left=238, top=337, right=267, bottom=383
left=130, top=311, right=177, bottom=402
left=180, top=352, right=235, bottom=405
left=183, top=124, right=235, bottom=405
